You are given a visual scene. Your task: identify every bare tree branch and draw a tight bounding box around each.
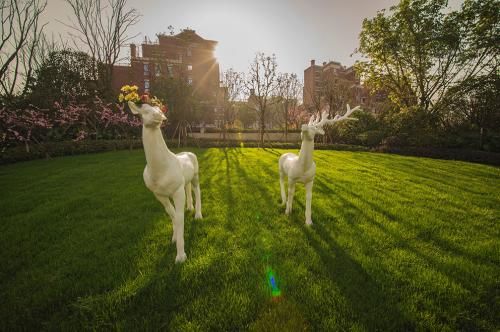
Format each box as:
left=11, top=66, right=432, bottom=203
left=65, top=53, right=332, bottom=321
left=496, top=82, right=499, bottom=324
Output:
left=63, top=0, right=140, bottom=95
left=244, top=52, right=278, bottom=145
left=0, top=0, right=47, bottom=99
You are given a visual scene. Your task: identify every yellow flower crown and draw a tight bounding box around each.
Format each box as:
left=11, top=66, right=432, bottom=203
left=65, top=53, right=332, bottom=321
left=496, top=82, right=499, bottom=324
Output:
left=118, top=85, right=167, bottom=112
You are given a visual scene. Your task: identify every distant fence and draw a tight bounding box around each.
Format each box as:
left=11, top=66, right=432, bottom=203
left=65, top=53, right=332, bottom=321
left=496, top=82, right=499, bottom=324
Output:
left=190, top=132, right=301, bottom=142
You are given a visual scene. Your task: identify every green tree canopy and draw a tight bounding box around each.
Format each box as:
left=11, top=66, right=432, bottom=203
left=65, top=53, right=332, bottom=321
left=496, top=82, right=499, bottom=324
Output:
left=27, top=49, right=98, bottom=108
left=356, top=0, right=499, bottom=117
left=151, top=76, right=201, bottom=126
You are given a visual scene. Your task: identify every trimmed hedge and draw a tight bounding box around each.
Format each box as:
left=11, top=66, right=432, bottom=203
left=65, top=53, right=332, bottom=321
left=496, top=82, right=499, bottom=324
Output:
left=1, top=139, right=499, bottom=166
left=0, top=140, right=142, bottom=164
left=0, top=139, right=369, bottom=164
left=374, top=146, right=500, bottom=166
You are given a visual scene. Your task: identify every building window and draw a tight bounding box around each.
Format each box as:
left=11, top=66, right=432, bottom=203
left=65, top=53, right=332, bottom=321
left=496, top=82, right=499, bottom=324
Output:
left=361, top=97, right=366, bottom=104
left=187, top=77, right=193, bottom=85
left=187, top=48, right=192, bottom=57
left=167, top=64, right=173, bottom=78
left=143, top=63, right=149, bottom=76
left=144, top=79, right=150, bottom=92
left=187, top=64, right=192, bottom=71
left=155, top=63, right=161, bottom=77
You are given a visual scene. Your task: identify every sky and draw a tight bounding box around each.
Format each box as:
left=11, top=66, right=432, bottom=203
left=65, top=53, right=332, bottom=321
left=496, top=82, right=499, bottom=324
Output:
left=42, top=0, right=464, bottom=79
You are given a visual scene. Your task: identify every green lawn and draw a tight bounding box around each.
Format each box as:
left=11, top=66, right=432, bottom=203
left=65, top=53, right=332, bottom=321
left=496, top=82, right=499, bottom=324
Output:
left=0, top=148, right=499, bottom=331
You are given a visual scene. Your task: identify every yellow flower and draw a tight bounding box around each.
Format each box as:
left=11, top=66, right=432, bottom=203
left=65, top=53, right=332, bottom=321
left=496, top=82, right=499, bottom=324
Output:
left=118, top=93, right=124, bottom=102
left=120, top=85, right=131, bottom=92
left=150, top=96, right=163, bottom=108
left=125, top=92, right=140, bottom=103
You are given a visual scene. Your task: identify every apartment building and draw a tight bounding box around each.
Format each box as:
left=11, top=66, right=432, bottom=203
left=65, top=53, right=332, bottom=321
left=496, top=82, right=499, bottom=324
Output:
left=112, top=29, right=220, bottom=101
left=303, top=59, right=374, bottom=111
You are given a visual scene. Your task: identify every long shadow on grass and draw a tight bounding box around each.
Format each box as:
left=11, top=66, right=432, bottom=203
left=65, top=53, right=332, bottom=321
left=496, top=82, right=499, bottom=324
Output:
left=294, top=178, right=420, bottom=329
left=311, top=176, right=498, bottom=330
left=315, top=178, right=472, bottom=287
left=321, top=170, right=499, bottom=271
left=321, top=152, right=494, bottom=196
left=259, top=148, right=393, bottom=329
left=278, top=175, right=413, bottom=329
left=270, top=150, right=499, bottom=329
left=296, top=217, right=414, bottom=330
left=121, top=148, right=274, bottom=330
left=68, top=149, right=212, bottom=329
left=315, top=152, right=498, bottom=265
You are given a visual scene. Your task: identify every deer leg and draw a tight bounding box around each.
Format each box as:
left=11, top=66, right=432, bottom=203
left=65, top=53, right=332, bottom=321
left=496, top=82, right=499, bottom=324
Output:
left=192, top=175, right=203, bottom=219
left=286, top=181, right=296, bottom=215
left=280, top=172, right=286, bottom=206
left=305, top=180, right=313, bottom=226
left=185, top=182, right=194, bottom=211
left=154, top=193, right=177, bottom=243
left=172, top=186, right=187, bottom=263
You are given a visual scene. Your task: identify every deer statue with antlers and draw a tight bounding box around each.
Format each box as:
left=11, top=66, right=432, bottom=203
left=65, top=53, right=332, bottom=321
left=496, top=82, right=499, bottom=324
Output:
left=279, top=104, right=361, bottom=225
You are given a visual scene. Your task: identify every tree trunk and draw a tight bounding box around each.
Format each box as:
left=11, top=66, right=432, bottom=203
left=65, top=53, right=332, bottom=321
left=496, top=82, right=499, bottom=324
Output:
left=284, top=101, right=288, bottom=143
left=479, top=127, right=484, bottom=150
left=260, top=110, right=265, bottom=147
left=222, top=105, right=226, bottom=141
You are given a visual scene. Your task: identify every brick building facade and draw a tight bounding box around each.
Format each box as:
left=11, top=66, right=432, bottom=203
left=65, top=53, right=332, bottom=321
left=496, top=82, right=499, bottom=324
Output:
left=112, top=29, right=220, bottom=102
left=303, top=59, right=375, bottom=112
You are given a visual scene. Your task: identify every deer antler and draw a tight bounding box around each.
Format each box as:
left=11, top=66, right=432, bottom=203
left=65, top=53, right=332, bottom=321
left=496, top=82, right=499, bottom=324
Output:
left=308, top=113, right=317, bottom=126
left=313, top=104, right=361, bottom=130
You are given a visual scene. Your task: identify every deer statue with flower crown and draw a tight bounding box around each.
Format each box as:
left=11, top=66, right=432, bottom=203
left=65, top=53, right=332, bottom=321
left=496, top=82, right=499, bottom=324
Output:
left=122, top=87, right=202, bottom=264
left=279, top=104, right=361, bottom=225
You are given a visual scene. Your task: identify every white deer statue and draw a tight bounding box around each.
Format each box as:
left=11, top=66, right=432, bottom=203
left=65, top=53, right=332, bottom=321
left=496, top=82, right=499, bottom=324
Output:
left=279, top=104, right=361, bottom=225
left=128, top=101, right=202, bottom=263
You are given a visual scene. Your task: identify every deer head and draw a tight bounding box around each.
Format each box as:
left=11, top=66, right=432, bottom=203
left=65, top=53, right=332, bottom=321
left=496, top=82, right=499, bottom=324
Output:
left=301, top=104, right=361, bottom=141
left=128, top=101, right=166, bottom=128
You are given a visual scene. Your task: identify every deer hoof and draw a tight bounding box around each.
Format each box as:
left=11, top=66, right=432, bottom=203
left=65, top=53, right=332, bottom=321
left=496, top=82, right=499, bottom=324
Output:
left=188, top=205, right=194, bottom=211
left=306, top=219, right=313, bottom=226
left=175, top=253, right=187, bottom=263
left=195, top=212, right=203, bottom=219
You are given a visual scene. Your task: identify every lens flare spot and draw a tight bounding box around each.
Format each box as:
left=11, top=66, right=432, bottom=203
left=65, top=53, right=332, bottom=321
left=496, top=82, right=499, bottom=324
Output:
left=266, top=268, right=282, bottom=300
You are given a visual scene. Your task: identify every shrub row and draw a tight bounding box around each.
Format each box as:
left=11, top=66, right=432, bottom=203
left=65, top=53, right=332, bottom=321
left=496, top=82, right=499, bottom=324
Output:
left=198, top=128, right=302, bottom=134
left=374, top=146, right=500, bottom=166
left=0, top=139, right=142, bottom=164
left=1, top=139, right=499, bottom=166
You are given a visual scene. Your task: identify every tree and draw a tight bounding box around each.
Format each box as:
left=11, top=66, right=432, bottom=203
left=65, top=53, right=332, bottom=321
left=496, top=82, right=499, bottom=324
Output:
left=276, top=73, right=302, bottom=142
left=151, top=76, right=200, bottom=140
left=303, top=78, right=323, bottom=113
left=245, top=52, right=279, bottom=145
left=220, top=68, right=244, bottom=140
left=235, top=102, right=257, bottom=129
left=356, top=0, right=499, bottom=120
left=0, top=0, right=47, bottom=100
left=322, top=73, right=354, bottom=116
left=288, top=104, right=309, bottom=130
left=27, top=49, right=98, bottom=108
left=442, top=73, right=500, bottom=149
left=64, top=0, right=140, bottom=98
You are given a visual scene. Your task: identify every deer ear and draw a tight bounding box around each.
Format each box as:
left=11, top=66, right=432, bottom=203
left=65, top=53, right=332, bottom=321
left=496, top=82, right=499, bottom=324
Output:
left=128, top=101, right=142, bottom=114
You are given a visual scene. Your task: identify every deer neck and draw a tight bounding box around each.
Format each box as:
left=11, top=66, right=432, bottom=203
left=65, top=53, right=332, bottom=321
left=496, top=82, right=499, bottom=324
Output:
left=142, top=125, right=176, bottom=171
left=298, top=138, right=314, bottom=170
